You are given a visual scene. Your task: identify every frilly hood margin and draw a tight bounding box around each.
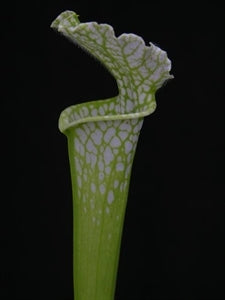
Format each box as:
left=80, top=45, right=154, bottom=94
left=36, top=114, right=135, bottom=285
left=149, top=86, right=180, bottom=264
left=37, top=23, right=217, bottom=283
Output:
left=51, top=11, right=173, bottom=134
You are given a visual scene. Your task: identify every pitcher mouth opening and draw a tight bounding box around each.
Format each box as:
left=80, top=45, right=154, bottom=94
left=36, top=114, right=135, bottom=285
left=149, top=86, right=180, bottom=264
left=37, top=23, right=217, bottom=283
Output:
left=58, top=94, right=156, bottom=134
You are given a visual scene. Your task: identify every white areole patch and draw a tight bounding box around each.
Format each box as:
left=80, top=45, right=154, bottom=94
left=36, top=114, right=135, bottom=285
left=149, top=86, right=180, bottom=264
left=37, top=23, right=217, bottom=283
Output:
left=104, top=146, right=114, bottom=165
left=91, top=129, right=103, bottom=145
left=91, top=108, right=97, bottom=116
left=99, top=122, right=107, bottom=131
left=98, top=160, right=104, bottom=171
left=99, top=172, right=104, bottom=180
left=134, top=122, right=142, bottom=133
left=74, top=137, right=81, bottom=153
left=139, top=93, right=146, bottom=104
left=105, top=167, right=111, bottom=175
left=99, top=106, right=105, bottom=115
left=126, top=99, right=134, bottom=112
left=110, top=136, right=121, bottom=148
left=104, top=128, right=116, bottom=143
left=76, top=128, right=87, bottom=144
left=125, top=141, right=133, bottom=154
left=116, top=162, right=124, bottom=171
left=88, top=122, right=96, bottom=132
left=100, top=184, right=106, bottom=195
left=91, top=183, right=96, bottom=193
left=87, top=139, right=97, bottom=154
left=114, top=180, right=119, bottom=188
left=77, top=176, right=82, bottom=187
left=119, top=131, right=128, bottom=141
left=107, top=190, right=114, bottom=204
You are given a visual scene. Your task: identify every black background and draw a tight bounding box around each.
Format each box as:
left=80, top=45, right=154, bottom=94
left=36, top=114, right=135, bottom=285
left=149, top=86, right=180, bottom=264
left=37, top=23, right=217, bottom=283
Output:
left=5, top=0, right=224, bottom=299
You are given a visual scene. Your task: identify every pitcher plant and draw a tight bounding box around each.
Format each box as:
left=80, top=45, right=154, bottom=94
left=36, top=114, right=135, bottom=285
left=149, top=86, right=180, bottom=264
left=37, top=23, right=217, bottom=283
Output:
left=51, top=10, right=173, bottom=300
